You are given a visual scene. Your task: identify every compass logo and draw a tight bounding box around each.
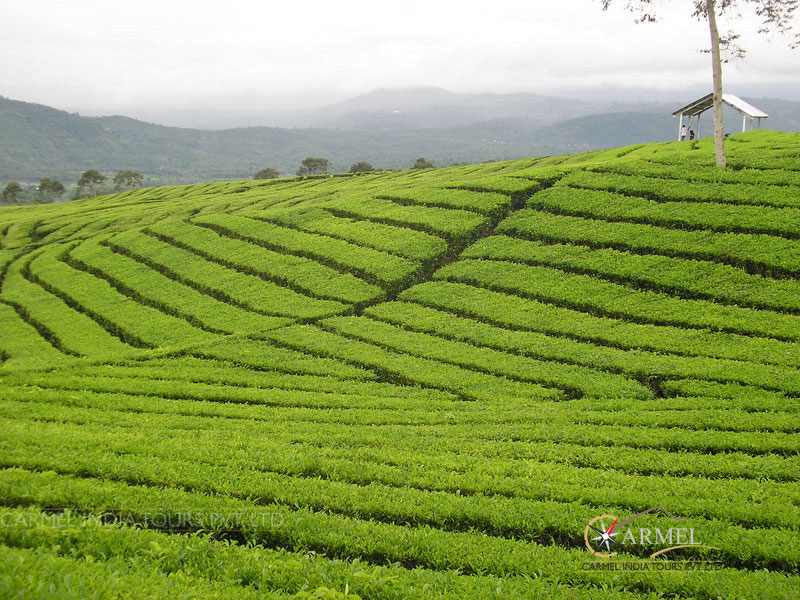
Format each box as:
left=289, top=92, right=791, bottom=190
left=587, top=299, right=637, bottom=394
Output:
left=585, top=514, right=621, bottom=557
left=583, top=506, right=719, bottom=559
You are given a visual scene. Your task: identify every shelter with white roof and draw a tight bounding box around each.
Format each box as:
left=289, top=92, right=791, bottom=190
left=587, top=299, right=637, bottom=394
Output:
left=672, top=94, right=768, bottom=140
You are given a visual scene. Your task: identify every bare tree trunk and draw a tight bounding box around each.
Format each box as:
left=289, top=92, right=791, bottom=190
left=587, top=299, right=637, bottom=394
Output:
left=706, top=0, right=726, bottom=168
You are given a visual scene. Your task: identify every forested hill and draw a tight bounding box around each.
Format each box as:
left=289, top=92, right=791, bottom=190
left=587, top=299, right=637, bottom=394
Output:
left=2, top=95, right=799, bottom=182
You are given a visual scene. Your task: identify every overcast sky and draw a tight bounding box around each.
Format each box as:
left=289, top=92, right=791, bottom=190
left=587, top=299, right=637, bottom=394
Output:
left=2, top=0, right=798, bottom=116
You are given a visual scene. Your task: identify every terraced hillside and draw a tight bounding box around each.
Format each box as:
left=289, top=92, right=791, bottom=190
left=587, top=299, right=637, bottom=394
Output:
left=1, top=131, right=799, bottom=599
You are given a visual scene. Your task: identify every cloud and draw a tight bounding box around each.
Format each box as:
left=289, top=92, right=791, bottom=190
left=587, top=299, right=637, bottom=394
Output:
left=1, top=0, right=797, bottom=113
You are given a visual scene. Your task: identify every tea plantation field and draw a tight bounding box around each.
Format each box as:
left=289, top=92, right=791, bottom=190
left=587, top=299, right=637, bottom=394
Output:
left=1, top=131, right=799, bottom=599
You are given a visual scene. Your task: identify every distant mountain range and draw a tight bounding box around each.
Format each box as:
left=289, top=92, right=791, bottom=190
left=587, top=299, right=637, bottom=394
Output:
left=292, top=87, right=607, bottom=130
left=1, top=89, right=798, bottom=183
left=124, top=86, right=676, bottom=130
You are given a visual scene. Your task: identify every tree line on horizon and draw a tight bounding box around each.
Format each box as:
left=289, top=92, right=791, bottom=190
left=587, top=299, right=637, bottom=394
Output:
left=2, top=156, right=438, bottom=205
left=2, top=169, right=145, bottom=205
left=255, top=157, right=436, bottom=180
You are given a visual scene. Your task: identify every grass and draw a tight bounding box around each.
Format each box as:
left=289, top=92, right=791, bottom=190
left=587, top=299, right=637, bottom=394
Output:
left=0, top=130, right=799, bottom=599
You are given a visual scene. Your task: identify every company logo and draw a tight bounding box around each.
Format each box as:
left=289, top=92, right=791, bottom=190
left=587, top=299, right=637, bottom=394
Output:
left=584, top=506, right=719, bottom=559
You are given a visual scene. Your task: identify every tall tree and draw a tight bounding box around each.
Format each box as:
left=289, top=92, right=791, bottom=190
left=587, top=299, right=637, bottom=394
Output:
left=349, top=162, right=375, bottom=173
left=706, top=0, right=726, bottom=167
left=254, top=168, right=280, bottom=180
left=112, top=170, right=144, bottom=191
left=38, top=178, right=65, bottom=202
left=76, top=169, right=106, bottom=197
left=2, top=182, right=23, bottom=203
left=411, top=157, right=435, bottom=169
left=297, top=158, right=329, bottom=176
left=600, top=0, right=799, bottom=168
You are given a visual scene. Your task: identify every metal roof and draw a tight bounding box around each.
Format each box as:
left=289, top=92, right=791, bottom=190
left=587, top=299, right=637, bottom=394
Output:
left=672, top=93, right=769, bottom=119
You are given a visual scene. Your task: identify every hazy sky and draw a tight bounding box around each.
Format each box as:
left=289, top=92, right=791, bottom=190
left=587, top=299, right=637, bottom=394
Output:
left=2, top=0, right=799, bottom=115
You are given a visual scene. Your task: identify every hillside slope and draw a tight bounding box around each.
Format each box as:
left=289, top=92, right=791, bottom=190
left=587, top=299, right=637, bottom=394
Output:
left=0, top=96, right=655, bottom=181
left=3, top=94, right=799, bottom=182
left=1, top=131, right=799, bottom=598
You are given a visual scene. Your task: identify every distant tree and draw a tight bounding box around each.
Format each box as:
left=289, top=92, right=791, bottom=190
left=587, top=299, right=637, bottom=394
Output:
left=349, top=162, right=375, bottom=173
left=76, top=169, right=106, bottom=197
left=254, top=168, right=280, bottom=180
left=599, top=0, right=799, bottom=168
left=2, top=182, right=23, bottom=203
left=297, top=157, right=329, bottom=176
left=37, top=178, right=65, bottom=201
left=411, top=157, right=435, bottom=169
left=113, top=170, right=144, bottom=191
